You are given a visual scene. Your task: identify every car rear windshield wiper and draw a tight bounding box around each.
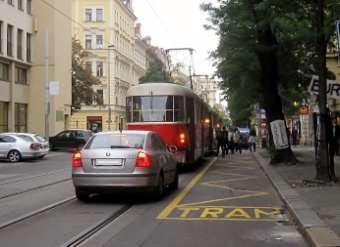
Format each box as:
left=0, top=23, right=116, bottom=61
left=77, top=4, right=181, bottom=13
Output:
left=110, top=145, right=131, bottom=149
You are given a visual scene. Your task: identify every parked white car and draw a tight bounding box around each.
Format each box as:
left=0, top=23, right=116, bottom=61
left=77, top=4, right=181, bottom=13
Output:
left=0, top=133, right=49, bottom=162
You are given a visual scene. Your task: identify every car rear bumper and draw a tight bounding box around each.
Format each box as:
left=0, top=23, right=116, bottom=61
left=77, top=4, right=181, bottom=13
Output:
left=22, top=150, right=49, bottom=158
left=72, top=173, right=158, bottom=189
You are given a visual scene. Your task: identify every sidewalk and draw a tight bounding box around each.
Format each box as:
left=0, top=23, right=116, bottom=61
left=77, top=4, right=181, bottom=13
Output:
left=254, top=146, right=340, bottom=247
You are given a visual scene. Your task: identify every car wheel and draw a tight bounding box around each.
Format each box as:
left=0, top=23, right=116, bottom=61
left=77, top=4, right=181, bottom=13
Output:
left=169, top=170, right=179, bottom=190
left=75, top=188, right=90, bottom=202
left=7, top=150, right=21, bottom=163
left=152, top=173, right=165, bottom=199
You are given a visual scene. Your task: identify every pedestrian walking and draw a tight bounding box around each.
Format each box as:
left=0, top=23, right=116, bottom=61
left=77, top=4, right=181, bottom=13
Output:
left=249, top=128, right=256, bottom=152
left=216, top=127, right=224, bottom=157
left=292, top=127, right=298, bottom=146
left=221, top=126, right=229, bottom=156
left=234, top=130, right=241, bottom=154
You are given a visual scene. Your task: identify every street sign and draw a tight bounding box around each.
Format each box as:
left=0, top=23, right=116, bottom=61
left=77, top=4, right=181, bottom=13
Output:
left=49, top=81, right=60, bottom=95
left=309, top=76, right=340, bottom=100
left=270, top=120, right=289, bottom=150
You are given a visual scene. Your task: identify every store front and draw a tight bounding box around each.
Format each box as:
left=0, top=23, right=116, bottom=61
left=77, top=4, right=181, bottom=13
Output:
left=87, top=116, right=102, bottom=133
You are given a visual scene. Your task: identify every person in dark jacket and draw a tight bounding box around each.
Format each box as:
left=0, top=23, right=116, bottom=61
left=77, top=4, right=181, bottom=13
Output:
left=216, top=126, right=228, bottom=157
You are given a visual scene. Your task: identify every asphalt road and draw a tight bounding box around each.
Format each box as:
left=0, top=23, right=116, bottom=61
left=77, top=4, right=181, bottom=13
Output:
left=0, top=151, right=308, bottom=246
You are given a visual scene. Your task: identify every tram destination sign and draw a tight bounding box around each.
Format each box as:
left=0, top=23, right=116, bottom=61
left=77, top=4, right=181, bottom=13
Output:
left=309, top=76, right=340, bottom=100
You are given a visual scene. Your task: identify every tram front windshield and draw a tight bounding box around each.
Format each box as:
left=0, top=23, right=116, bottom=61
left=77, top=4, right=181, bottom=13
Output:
left=127, top=96, right=184, bottom=122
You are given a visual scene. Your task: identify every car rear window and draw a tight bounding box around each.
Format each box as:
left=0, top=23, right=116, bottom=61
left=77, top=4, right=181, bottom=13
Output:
left=34, top=135, right=46, bottom=142
left=17, top=135, right=34, bottom=142
left=86, top=134, right=145, bottom=149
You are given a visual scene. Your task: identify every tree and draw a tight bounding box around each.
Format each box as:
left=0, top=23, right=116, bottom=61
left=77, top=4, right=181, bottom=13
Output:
left=202, top=0, right=301, bottom=164
left=139, top=60, right=171, bottom=83
left=72, top=39, right=101, bottom=109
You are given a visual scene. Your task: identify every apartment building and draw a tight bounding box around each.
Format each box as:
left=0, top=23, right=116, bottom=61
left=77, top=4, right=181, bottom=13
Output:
left=0, top=0, right=72, bottom=136
left=71, top=0, right=143, bottom=132
left=30, top=0, right=72, bottom=137
left=0, top=0, right=33, bottom=132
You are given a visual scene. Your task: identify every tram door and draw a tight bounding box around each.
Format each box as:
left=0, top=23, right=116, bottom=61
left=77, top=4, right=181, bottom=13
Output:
left=186, top=97, right=195, bottom=162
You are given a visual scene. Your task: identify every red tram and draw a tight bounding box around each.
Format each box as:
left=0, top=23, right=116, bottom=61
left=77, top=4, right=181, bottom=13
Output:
left=126, top=82, right=221, bottom=164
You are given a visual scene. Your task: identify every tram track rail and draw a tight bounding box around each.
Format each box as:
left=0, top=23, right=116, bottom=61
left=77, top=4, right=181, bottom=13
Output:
left=0, top=178, right=72, bottom=200
left=0, top=168, right=70, bottom=186
left=0, top=196, right=76, bottom=230
left=61, top=205, right=131, bottom=247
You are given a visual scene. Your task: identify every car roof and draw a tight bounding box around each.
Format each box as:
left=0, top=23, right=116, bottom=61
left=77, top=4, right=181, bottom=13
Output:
left=2, top=132, right=39, bottom=136
left=63, top=129, right=92, bottom=132
left=94, top=130, right=153, bottom=136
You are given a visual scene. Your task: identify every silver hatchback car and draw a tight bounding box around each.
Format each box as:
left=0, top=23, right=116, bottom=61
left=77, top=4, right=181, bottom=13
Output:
left=72, top=131, right=178, bottom=201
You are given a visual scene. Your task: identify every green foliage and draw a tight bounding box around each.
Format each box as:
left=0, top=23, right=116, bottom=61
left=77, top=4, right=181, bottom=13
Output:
left=72, top=39, right=101, bottom=107
left=139, top=60, right=171, bottom=83
left=201, top=0, right=339, bottom=124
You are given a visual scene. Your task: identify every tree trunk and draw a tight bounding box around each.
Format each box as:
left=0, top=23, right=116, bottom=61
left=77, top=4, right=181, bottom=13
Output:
left=257, top=25, right=297, bottom=164
left=247, top=0, right=297, bottom=164
left=314, top=0, right=331, bottom=181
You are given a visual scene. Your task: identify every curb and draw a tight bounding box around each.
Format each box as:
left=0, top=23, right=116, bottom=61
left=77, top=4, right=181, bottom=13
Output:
left=253, top=152, right=340, bottom=247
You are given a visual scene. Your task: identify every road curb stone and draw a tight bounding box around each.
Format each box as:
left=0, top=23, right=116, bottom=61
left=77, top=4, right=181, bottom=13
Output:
left=253, top=152, right=340, bottom=247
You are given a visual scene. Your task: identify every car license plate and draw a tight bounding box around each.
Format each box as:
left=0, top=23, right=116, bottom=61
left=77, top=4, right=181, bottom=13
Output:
left=95, top=159, right=123, bottom=166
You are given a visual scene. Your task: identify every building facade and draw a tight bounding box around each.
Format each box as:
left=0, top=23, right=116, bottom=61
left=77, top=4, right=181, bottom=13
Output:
left=71, top=0, right=143, bottom=132
left=0, top=0, right=71, bottom=136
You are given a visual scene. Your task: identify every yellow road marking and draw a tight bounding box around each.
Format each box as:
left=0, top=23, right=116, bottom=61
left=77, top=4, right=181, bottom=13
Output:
left=157, top=155, right=286, bottom=222
left=164, top=206, right=287, bottom=221
left=177, top=191, right=269, bottom=207
left=157, top=157, right=217, bottom=219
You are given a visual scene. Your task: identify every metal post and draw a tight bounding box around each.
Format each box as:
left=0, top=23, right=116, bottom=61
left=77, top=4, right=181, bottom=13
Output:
left=107, top=48, right=111, bottom=130
left=44, top=31, right=49, bottom=139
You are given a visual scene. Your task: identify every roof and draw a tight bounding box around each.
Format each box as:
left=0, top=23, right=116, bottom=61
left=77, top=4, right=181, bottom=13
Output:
left=95, top=130, right=152, bottom=136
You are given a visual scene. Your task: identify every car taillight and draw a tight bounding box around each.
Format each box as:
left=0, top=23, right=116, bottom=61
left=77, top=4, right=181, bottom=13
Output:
left=30, top=143, right=41, bottom=150
left=72, top=152, right=83, bottom=168
left=179, top=133, right=186, bottom=144
left=135, top=150, right=152, bottom=168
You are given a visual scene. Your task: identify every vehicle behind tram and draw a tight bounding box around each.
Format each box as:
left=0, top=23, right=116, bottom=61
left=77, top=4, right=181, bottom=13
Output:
left=126, top=82, right=221, bottom=164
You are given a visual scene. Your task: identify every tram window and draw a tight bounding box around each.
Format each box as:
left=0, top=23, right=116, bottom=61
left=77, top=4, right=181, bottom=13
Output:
left=129, top=96, right=184, bottom=122
left=174, top=96, right=184, bottom=121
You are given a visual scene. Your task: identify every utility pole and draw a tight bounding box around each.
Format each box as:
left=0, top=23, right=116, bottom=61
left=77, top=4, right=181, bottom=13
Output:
left=107, top=45, right=115, bottom=131
left=44, top=30, right=50, bottom=140
left=165, top=48, right=194, bottom=89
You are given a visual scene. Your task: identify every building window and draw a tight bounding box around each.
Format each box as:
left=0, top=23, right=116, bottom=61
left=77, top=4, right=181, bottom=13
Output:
left=15, top=103, right=27, bottom=132
left=96, top=9, right=103, bottom=21
left=85, top=61, right=92, bottom=73
left=96, top=35, right=103, bottom=49
left=96, top=89, right=103, bottom=105
left=27, top=0, right=31, bottom=14
left=96, top=61, right=103, bottom=77
left=17, top=29, right=23, bottom=60
left=26, top=33, right=31, bottom=62
left=7, top=25, right=13, bottom=57
left=15, top=66, right=27, bottom=84
left=0, top=102, right=8, bottom=132
left=85, top=35, right=92, bottom=49
left=0, top=22, right=3, bottom=54
left=18, top=0, right=23, bottom=10
left=85, top=8, right=92, bottom=22
left=0, top=62, right=10, bottom=81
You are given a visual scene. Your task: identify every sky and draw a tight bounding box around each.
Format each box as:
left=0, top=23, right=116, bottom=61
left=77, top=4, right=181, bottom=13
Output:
left=132, top=0, right=219, bottom=77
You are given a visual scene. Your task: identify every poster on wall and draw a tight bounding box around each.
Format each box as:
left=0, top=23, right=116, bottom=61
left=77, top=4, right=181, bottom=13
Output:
left=270, top=120, right=289, bottom=150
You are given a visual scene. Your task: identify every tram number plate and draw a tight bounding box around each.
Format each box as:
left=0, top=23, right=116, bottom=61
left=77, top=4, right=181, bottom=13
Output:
left=95, top=159, right=123, bottom=166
